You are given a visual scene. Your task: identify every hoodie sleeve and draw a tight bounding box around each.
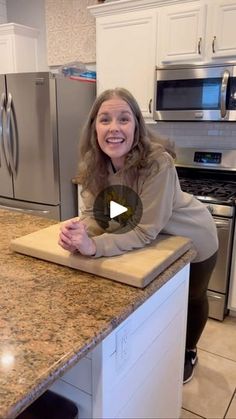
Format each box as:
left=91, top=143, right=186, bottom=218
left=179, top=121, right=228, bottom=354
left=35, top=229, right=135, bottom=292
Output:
left=90, top=153, right=177, bottom=257
left=78, top=190, right=105, bottom=237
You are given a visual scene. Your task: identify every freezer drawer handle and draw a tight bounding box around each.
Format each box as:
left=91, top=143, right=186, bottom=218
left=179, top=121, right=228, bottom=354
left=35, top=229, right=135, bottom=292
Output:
left=0, top=92, right=5, bottom=167
left=6, top=93, right=17, bottom=178
left=0, top=204, right=51, bottom=215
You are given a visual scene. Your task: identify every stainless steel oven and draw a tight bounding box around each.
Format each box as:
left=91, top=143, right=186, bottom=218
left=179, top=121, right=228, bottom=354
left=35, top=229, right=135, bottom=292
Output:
left=154, top=64, right=236, bottom=121
left=176, top=148, right=236, bottom=321
left=207, top=212, right=234, bottom=320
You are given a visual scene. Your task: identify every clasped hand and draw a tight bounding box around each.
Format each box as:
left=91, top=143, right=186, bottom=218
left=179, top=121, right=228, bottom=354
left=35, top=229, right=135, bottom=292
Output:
left=58, top=219, right=96, bottom=256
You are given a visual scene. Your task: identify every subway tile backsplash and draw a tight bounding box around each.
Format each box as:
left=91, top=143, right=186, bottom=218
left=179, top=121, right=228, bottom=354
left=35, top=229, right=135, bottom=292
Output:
left=149, top=121, right=236, bottom=150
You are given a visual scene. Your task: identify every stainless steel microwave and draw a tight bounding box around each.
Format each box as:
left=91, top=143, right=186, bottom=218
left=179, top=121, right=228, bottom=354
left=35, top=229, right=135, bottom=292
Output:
left=154, top=64, right=236, bottom=121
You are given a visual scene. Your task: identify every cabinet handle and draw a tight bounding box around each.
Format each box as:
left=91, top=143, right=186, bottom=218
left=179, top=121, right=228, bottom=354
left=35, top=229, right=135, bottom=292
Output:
left=148, top=98, right=152, bottom=114
left=198, top=37, right=202, bottom=55
left=212, top=36, right=216, bottom=53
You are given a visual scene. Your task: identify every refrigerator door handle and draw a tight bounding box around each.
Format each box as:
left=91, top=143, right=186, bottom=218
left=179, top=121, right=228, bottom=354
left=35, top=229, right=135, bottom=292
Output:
left=6, top=92, right=17, bottom=178
left=0, top=92, right=6, bottom=167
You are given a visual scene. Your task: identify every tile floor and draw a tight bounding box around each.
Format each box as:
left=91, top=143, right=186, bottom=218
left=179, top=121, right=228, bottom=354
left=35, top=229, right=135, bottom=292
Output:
left=181, top=315, right=236, bottom=419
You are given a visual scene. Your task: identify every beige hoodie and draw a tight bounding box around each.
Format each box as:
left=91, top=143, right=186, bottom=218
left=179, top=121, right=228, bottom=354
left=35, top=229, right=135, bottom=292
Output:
left=79, top=151, right=218, bottom=262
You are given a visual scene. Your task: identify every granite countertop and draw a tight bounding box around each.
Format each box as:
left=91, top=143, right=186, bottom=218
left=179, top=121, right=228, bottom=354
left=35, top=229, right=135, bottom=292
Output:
left=0, top=209, right=196, bottom=419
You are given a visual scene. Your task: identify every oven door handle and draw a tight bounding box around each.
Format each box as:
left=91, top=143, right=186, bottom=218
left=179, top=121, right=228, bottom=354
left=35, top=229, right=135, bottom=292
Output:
left=220, top=70, right=230, bottom=119
left=208, top=294, right=223, bottom=301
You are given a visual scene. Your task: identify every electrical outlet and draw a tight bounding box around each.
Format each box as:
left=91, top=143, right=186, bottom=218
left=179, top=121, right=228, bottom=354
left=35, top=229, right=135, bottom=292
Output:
left=116, top=322, right=131, bottom=370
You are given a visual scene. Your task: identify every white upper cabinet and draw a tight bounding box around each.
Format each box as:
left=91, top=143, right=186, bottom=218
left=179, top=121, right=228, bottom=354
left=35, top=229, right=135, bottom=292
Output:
left=90, top=0, right=236, bottom=120
left=158, top=0, right=236, bottom=65
left=207, top=0, right=236, bottom=60
left=93, top=7, right=157, bottom=121
left=157, top=2, right=207, bottom=64
left=0, top=23, right=38, bottom=73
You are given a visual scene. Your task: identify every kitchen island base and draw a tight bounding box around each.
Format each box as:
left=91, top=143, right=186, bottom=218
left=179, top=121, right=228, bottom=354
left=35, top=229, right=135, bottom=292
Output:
left=50, top=265, right=189, bottom=419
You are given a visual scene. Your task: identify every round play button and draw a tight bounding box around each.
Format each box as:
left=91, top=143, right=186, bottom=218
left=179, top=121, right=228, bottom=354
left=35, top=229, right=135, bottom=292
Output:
left=93, top=185, right=143, bottom=234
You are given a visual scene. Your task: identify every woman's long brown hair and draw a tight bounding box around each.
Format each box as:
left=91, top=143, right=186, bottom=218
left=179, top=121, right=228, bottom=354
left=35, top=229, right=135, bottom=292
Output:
left=74, top=87, right=175, bottom=194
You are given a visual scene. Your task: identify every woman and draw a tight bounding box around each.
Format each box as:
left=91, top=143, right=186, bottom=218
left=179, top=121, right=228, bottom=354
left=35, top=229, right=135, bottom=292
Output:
left=59, top=87, right=218, bottom=384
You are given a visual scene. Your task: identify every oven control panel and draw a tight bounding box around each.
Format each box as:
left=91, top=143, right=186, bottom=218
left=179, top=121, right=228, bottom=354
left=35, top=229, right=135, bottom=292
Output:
left=194, top=151, right=222, bottom=164
left=176, top=148, right=236, bottom=172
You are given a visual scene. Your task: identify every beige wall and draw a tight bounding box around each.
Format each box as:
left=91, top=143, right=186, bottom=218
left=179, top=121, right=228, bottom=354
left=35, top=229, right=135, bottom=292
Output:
left=45, top=0, right=97, bottom=66
left=0, top=0, right=7, bottom=24
left=7, top=0, right=49, bottom=70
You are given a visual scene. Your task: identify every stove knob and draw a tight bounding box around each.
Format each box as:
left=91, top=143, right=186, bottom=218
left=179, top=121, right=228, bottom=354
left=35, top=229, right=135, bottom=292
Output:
left=206, top=204, right=213, bottom=214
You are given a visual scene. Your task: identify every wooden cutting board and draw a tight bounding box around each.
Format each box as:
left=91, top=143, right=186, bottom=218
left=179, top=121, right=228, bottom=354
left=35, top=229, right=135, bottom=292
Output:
left=10, top=223, right=192, bottom=288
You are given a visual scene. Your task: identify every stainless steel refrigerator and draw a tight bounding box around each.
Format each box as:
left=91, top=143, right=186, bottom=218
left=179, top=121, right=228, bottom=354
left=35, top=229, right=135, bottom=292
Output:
left=0, top=72, right=96, bottom=220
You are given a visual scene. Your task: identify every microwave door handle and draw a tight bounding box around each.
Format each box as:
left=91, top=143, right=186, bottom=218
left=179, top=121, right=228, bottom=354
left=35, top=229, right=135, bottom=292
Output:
left=0, top=92, right=5, bottom=167
left=220, top=70, right=230, bottom=118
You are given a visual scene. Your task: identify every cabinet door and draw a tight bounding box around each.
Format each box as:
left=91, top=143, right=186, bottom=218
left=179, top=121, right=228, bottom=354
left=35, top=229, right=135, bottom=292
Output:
left=157, top=2, right=207, bottom=64
left=0, top=24, right=38, bottom=74
left=0, top=36, right=15, bottom=73
left=96, top=10, right=157, bottom=120
left=208, top=0, right=236, bottom=60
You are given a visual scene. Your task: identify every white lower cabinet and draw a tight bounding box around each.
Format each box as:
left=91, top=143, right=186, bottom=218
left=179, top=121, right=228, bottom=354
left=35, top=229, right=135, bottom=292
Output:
left=50, top=265, right=190, bottom=418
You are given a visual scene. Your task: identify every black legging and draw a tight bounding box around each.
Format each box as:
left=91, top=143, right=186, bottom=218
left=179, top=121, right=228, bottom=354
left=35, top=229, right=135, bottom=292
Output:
left=186, top=251, right=218, bottom=349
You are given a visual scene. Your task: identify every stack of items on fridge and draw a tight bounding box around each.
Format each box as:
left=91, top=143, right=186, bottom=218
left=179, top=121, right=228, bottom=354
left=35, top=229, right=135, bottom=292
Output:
left=59, top=61, right=96, bottom=83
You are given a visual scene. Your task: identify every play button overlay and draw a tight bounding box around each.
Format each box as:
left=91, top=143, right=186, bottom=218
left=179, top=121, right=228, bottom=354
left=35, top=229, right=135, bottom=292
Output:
left=110, top=200, right=128, bottom=219
left=93, top=185, right=143, bottom=234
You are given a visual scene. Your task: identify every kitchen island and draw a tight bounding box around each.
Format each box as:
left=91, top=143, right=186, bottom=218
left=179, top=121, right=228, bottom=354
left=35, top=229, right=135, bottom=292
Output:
left=0, top=209, right=196, bottom=419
